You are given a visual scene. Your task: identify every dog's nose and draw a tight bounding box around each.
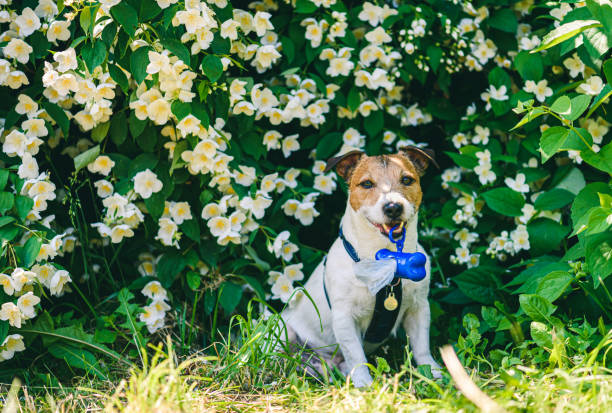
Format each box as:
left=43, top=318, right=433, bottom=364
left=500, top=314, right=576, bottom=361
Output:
left=383, top=202, right=403, bottom=219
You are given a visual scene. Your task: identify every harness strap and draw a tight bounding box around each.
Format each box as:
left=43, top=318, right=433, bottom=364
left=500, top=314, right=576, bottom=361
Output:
left=322, top=228, right=403, bottom=345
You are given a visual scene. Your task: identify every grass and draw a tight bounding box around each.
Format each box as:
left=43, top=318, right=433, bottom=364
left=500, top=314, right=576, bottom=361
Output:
left=4, top=310, right=612, bottom=412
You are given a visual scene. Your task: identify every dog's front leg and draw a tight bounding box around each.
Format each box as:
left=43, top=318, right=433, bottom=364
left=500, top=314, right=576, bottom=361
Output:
left=403, top=299, right=443, bottom=378
left=332, top=311, right=372, bottom=387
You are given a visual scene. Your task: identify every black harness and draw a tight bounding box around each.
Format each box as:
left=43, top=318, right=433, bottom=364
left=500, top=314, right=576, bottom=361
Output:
left=322, top=228, right=402, bottom=345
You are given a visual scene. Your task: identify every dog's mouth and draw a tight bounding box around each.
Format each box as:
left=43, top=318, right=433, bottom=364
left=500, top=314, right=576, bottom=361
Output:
left=370, top=220, right=405, bottom=238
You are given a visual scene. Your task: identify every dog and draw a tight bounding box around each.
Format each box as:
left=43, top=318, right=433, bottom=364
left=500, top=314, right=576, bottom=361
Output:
left=279, top=147, right=442, bottom=387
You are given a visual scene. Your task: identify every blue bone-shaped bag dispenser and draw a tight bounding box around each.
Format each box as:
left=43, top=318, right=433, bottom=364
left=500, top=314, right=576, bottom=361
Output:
left=374, top=225, right=427, bottom=282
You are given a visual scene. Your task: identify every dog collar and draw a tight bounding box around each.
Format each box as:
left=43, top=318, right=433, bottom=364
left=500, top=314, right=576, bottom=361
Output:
left=339, top=225, right=427, bottom=282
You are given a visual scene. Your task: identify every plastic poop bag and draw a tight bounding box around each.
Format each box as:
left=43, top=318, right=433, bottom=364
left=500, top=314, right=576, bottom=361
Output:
left=353, top=258, right=397, bottom=295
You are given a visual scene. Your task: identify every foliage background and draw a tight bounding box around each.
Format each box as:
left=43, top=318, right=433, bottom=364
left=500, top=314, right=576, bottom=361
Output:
left=1, top=0, right=612, bottom=384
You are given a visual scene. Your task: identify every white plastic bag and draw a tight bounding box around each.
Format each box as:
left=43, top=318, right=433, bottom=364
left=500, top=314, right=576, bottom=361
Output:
left=352, top=258, right=396, bottom=295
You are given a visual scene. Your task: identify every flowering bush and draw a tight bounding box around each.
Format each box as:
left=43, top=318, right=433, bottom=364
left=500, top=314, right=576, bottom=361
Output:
left=2, top=0, right=612, bottom=378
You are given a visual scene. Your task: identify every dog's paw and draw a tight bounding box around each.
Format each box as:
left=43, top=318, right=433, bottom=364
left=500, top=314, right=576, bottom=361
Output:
left=350, top=365, right=373, bottom=388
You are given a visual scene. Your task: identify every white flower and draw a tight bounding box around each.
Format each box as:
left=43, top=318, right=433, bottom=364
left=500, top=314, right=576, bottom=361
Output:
left=156, top=217, right=180, bottom=247
left=563, top=53, right=584, bottom=78
left=365, top=27, right=391, bottom=45
left=474, top=163, right=496, bottom=185
left=578, top=76, right=604, bottom=96
left=142, top=281, right=168, bottom=300
left=519, top=203, right=536, bottom=224
left=0, top=302, right=23, bottom=328
left=88, top=155, right=115, bottom=176
left=15, top=7, right=41, bottom=37
left=253, top=11, right=274, bottom=36
left=0, top=274, right=14, bottom=296
left=510, top=225, right=530, bottom=252
left=505, top=173, right=529, bottom=193
left=17, top=291, right=40, bottom=319
left=47, top=20, right=71, bottom=43
left=169, top=201, right=192, bottom=225
left=94, top=179, right=114, bottom=198
left=133, top=169, right=163, bottom=199
left=284, top=263, right=304, bottom=282
left=49, top=270, right=71, bottom=296
left=314, top=174, right=337, bottom=194
left=0, top=334, right=25, bottom=360
left=54, top=48, right=78, bottom=72
left=295, top=200, right=320, bottom=226
left=17, top=152, right=39, bottom=179
left=208, top=216, right=231, bottom=238
left=271, top=275, right=294, bottom=303
left=110, top=224, right=134, bottom=243
left=282, top=134, right=300, bottom=158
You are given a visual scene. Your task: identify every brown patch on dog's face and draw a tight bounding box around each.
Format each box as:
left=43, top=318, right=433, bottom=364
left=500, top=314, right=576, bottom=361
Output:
left=348, top=154, right=423, bottom=213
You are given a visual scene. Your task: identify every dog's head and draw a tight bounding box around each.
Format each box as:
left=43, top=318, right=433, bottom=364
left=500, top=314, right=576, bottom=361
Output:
left=325, top=147, right=437, bottom=238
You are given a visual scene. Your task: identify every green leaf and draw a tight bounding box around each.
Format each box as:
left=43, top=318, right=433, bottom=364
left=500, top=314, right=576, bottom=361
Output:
left=157, top=251, right=188, bottom=288
left=0, top=170, right=8, bottom=190
left=582, top=27, right=609, bottom=59
left=316, top=132, right=342, bottom=159
left=42, top=101, right=70, bottom=136
left=488, top=9, right=518, bottom=33
left=530, top=321, right=553, bottom=348
left=586, top=84, right=612, bottom=117
left=242, top=131, right=266, bottom=160
left=110, top=111, right=128, bottom=146
left=585, top=231, right=612, bottom=283
left=74, top=145, right=100, bottom=173
left=15, top=196, right=33, bottom=221
left=49, top=343, right=107, bottom=379
left=130, top=46, right=151, bottom=84
left=180, top=219, right=200, bottom=242
left=19, top=236, right=42, bottom=268
left=219, top=282, right=243, bottom=314
left=514, top=51, right=543, bottom=81
left=572, top=183, right=612, bottom=227
left=347, top=86, right=360, bottom=112
left=202, top=55, right=224, bottom=82
left=186, top=271, right=201, bottom=291
left=550, top=96, right=571, bottom=115
left=110, top=2, right=139, bottom=37
left=281, top=36, right=295, bottom=63
left=91, top=121, right=110, bottom=143
left=0, top=216, right=15, bottom=228
left=0, top=321, right=8, bottom=349
left=519, top=294, right=557, bottom=322
left=527, top=218, right=570, bottom=255
left=81, top=40, right=107, bottom=72
left=565, top=94, right=592, bottom=121
left=587, top=0, right=612, bottom=33
left=534, top=188, right=574, bottom=210
left=481, top=188, right=525, bottom=217
left=453, top=266, right=501, bottom=304
left=144, top=191, right=166, bottom=220
left=582, top=144, right=612, bottom=174
left=540, top=126, right=569, bottom=162
left=364, top=109, right=383, bottom=137
left=604, top=58, right=612, bottom=84
left=0, top=192, right=14, bottom=214
left=128, top=111, right=147, bottom=138
left=108, top=64, right=129, bottom=93
left=161, top=38, right=190, bottom=66
left=295, top=0, right=318, bottom=13
left=79, top=6, right=95, bottom=35
left=536, top=271, right=573, bottom=302
left=532, top=20, right=601, bottom=52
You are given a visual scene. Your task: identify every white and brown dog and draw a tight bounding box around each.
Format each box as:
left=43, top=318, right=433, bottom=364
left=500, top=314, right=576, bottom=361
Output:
left=279, top=147, right=442, bottom=387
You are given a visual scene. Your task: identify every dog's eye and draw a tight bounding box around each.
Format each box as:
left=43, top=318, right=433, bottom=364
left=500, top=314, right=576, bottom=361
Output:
left=401, top=176, right=415, bottom=186
left=360, top=180, right=374, bottom=189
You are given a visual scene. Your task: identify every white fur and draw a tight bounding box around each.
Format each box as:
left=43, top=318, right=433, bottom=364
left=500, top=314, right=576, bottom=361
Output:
left=281, top=197, right=441, bottom=387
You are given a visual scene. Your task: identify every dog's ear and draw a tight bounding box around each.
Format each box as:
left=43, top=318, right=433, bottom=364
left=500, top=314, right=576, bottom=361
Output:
left=398, top=146, right=439, bottom=176
left=324, top=150, right=364, bottom=181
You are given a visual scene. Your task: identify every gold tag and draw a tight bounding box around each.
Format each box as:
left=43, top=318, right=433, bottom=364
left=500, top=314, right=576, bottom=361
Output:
left=384, top=292, right=398, bottom=311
